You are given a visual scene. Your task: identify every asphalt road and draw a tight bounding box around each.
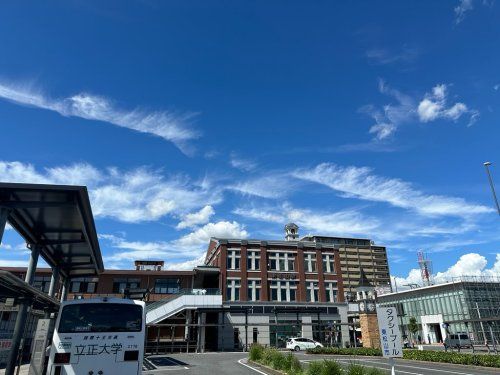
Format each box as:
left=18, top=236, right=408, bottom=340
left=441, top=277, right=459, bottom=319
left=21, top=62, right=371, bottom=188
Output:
left=142, top=351, right=500, bottom=375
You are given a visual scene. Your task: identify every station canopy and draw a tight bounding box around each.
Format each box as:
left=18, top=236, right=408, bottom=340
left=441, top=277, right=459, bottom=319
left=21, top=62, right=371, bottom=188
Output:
left=0, top=270, right=59, bottom=311
left=0, top=182, right=104, bottom=278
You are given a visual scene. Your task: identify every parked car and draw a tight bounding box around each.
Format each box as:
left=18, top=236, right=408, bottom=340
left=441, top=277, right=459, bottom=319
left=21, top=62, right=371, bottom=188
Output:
left=286, top=337, right=323, bottom=351
left=444, top=333, right=472, bottom=348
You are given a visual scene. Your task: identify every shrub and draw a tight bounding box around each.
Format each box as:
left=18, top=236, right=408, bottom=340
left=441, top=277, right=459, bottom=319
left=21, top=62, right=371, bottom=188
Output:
left=366, top=367, right=385, bottom=375
left=307, top=347, right=382, bottom=357
left=346, top=363, right=366, bottom=375
left=402, top=350, right=500, bottom=368
left=320, top=360, right=343, bottom=375
left=307, top=361, right=323, bottom=375
left=249, top=343, right=264, bottom=362
left=284, top=352, right=303, bottom=374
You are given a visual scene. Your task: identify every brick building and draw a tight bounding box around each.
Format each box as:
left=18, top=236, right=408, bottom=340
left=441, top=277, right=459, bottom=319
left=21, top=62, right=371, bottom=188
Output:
left=1, top=225, right=357, bottom=352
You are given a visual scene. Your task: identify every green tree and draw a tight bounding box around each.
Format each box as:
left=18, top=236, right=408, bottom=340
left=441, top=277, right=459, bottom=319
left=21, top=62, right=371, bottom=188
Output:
left=408, top=317, right=419, bottom=346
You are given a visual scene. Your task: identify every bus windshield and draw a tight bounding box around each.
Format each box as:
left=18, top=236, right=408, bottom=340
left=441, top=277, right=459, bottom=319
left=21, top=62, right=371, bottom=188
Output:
left=58, top=303, right=142, bottom=333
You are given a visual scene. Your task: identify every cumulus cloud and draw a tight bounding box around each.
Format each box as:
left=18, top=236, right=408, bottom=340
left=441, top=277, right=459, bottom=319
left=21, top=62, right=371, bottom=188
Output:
left=100, top=220, right=248, bottom=268
left=417, top=84, right=477, bottom=125
left=292, top=163, right=492, bottom=218
left=0, top=161, right=222, bottom=223
left=165, top=253, right=207, bottom=270
left=176, top=205, right=215, bottom=229
left=362, top=81, right=479, bottom=141
left=393, top=252, right=500, bottom=290
left=0, top=81, right=199, bottom=154
left=173, top=221, right=248, bottom=248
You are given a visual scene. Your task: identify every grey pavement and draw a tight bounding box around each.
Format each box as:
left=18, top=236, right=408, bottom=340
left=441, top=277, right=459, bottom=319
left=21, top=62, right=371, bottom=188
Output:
left=4, top=352, right=499, bottom=375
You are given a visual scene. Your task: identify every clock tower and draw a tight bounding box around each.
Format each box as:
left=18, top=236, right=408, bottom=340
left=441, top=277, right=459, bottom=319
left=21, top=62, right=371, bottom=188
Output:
left=356, top=269, right=380, bottom=348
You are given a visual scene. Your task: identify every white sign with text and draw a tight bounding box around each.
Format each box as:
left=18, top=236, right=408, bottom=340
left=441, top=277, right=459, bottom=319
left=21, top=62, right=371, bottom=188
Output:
left=376, top=306, right=403, bottom=358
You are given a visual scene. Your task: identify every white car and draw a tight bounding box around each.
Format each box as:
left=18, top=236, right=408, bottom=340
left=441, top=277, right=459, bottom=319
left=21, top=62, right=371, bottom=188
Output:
left=286, top=337, right=323, bottom=351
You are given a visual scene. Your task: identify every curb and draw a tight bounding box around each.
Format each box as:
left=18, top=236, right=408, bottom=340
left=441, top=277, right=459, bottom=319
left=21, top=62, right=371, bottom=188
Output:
left=247, top=360, right=287, bottom=375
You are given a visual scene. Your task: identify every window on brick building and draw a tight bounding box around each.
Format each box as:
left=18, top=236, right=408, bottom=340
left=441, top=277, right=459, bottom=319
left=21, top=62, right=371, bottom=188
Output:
left=247, top=280, right=261, bottom=301
left=226, top=249, right=241, bottom=270
left=322, top=254, right=335, bottom=273
left=70, top=277, right=98, bottom=293
left=268, top=252, right=295, bottom=271
left=306, top=281, right=320, bottom=302
left=226, top=279, right=241, bottom=301
left=33, top=276, right=51, bottom=293
left=269, top=280, right=297, bottom=302
left=154, top=278, right=180, bottom=294
left=112, top=278, right=140, bottom=293
left=325, top=282, right=338, bottom=302
left=304, top=253, right=317, bottom=273
left=247, top=251, right=260, bottom=270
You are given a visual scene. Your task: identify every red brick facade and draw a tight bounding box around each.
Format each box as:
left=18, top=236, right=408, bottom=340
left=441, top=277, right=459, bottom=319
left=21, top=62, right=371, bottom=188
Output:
left=205, top=238, right=345, bottom=303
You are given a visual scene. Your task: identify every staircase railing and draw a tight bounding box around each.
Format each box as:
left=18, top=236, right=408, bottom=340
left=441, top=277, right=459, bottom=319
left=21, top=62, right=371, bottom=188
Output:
left=146, top=288, right=221, bottom=313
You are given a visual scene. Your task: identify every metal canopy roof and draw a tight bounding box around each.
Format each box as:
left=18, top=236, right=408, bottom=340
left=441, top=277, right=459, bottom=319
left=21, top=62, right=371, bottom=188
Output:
left=0, top=182, right=104, bottom=278
left=0, top=270, right=60, bottom=311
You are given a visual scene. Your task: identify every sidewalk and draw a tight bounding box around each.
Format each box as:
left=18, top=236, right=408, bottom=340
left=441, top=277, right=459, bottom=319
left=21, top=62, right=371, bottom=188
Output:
left=0, top=364, right=29, bottom=375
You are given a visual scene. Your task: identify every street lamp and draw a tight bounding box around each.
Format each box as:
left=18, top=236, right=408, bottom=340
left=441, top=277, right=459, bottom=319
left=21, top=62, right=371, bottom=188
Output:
left=483, top=162, right=500, bottom=215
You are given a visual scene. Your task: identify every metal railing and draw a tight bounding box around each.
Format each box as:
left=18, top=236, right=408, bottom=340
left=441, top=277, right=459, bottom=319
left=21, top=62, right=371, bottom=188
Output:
left=145, top=288, right=221, bottom=313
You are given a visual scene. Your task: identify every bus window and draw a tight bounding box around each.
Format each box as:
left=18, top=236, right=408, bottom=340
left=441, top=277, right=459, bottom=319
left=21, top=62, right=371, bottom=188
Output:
left=58, top=303, right=142, bottom=333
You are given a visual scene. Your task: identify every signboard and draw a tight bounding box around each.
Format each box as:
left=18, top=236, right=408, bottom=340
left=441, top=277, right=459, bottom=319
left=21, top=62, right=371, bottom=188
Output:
left=28, top=319, right=51, bottom=375
left=269, top=273, right=297, bottom=280
left=0, top=339, right=12, bottom=352
left=376, top=306, right=402, bottom=358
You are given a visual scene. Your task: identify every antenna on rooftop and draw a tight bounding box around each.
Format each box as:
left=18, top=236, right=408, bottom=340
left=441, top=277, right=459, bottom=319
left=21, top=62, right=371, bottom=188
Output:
left=417, top=250, right=433, bottom=286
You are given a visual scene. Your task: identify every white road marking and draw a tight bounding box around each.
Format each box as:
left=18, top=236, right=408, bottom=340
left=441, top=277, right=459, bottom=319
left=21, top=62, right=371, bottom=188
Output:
left=237, top=358, right=269, bottom=375
left=336, top=357, right=479, bottom=375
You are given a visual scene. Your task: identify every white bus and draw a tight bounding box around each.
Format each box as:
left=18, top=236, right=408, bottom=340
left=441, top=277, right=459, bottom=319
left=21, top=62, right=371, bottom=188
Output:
left=47, top=297, right=145, bottom=375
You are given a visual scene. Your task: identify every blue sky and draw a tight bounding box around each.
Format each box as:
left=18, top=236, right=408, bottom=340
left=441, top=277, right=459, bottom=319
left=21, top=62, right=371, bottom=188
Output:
left=0, top=0, right=499, bottom=286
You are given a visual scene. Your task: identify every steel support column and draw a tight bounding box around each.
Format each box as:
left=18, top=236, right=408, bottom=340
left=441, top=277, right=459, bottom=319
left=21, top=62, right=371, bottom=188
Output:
left=44, top=267, right=60, bottom=318
left=0, top=208, right=10, bottom=245
left=60, top=277, right=70, bottom=302
left=5, top=245, right=41, bottom=375
left=48, top=267, right=60, bottom=298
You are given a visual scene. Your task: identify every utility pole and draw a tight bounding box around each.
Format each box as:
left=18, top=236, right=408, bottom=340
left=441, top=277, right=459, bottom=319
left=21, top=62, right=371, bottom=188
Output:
left=484, top=162, right=500, bottom=215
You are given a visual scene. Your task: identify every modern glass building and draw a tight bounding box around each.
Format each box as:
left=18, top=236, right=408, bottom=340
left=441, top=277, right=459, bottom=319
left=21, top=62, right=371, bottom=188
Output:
left=377, top=276, right=500, bottom=344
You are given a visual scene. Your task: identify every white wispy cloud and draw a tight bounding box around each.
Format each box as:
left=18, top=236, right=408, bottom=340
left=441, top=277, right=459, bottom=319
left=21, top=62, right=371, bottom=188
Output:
left=292, top=163, right=492, bottom=218
left=455, top=0, right=474, bottom=23
left=360, top=80, right=415, bottom=140
left=393, top=252, right=500, bottom=290
left=366, top=46, right=420, bottom=65
left=234, top=203, right=379, bottom=238
left=228, top=174, right=298, bottom=199
left=362, top=81, right=479, bottom=141
left=176, top=205, right=215, bottom=229
left=0, top=81, right=199, bottom=154
left=229, top=153, right=258, bottom=172
left=0, top=161, right=222, bottom=223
